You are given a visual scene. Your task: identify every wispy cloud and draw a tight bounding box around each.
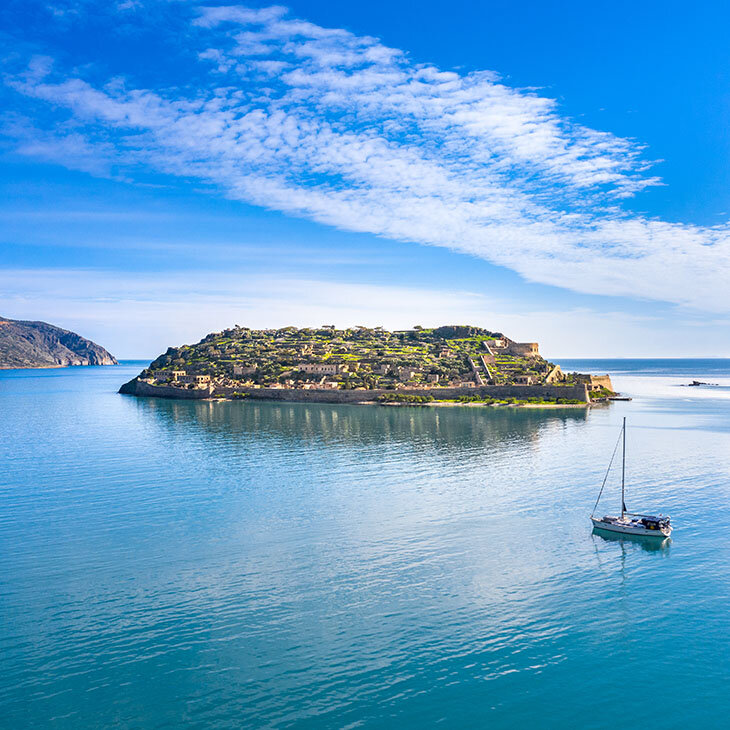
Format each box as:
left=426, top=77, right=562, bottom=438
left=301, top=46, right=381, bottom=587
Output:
left=3, top=4, right=730, bottom=311
left=3, top=267, right=712, bottom=358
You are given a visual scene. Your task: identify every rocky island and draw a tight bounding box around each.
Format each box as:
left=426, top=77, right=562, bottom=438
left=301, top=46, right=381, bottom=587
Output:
left=120, top=325, right=613, bottom=406
left=0, top=316, right=118, bottom=369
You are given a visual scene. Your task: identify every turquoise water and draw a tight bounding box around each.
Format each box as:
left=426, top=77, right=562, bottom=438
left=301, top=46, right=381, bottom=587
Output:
left=2, top=360, right=730, bottom=728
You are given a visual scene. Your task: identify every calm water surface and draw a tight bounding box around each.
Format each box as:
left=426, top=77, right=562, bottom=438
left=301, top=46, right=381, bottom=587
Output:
left=2, top=360, right=730, bottom=728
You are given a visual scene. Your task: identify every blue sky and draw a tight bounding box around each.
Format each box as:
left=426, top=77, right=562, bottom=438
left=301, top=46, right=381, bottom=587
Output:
left=2, top=1, right=730, bottom=358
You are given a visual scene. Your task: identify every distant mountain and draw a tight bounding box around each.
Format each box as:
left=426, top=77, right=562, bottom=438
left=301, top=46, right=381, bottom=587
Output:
left=0, top=316, right=118, bottom=369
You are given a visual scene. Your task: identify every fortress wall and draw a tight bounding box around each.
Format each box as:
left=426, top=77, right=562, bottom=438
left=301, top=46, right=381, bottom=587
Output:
left=505, top=342, right=540, bottom=357
left=545, top=365, right=564, bottom=383
left=119, top=380, right=214, bottom=399
left=122, top=379, right=590, bottom=403
left=589, top=375, right=613, bottom=391
left=574, top=374, right=614, bottom=391
left=215, top=383, right=590, bottom=403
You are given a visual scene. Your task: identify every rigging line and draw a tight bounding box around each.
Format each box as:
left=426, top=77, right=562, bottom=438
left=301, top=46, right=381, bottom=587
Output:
left=591, top=426, right=624, bottom=517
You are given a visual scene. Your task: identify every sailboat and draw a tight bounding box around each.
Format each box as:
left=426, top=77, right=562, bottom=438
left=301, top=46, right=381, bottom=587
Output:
left=590, top=417, right=672, bottom=538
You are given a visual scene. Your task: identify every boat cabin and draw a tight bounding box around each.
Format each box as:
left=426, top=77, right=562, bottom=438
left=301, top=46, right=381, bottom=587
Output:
left=637, top=515, right=670, bottom=531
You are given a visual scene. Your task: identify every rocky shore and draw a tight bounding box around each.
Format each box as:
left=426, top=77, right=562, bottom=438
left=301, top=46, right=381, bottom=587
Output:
left=119, top=377, right=592, bottom=404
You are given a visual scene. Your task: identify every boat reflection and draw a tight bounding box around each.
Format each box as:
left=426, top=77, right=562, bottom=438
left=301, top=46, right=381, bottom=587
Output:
left=592, top=526, right=671, bottom=553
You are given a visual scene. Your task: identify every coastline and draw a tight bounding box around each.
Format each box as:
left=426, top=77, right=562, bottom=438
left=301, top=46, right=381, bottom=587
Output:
left=200, top=396, right=592, bottom=409
left=358, top=400, right=589, bottom=410
left=0, top=363, right=119, bottom=370
left=119, top=377, right=594, bottom=406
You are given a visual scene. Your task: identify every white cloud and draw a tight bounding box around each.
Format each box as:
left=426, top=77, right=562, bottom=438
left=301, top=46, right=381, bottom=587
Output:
left=3, top=5, right=730, bottom=313
left=5, top=267, right=726, bottom=359
left=193, top=4, right=288, bottom=28
left=0, top=267, right=497, bottom=356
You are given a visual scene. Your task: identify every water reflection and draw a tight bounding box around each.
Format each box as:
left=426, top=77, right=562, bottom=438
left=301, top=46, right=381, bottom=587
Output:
left=592, top=527, right=671, bottom=554
left=8, top=366, right=730, bottom=728
left=127, top=397, right=590, bottom=453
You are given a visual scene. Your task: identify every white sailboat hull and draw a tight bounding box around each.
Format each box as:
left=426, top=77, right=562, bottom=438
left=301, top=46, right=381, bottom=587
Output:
left=591, top=517, right=671, bottom=538
left=591, top=418, right=672, bottom=539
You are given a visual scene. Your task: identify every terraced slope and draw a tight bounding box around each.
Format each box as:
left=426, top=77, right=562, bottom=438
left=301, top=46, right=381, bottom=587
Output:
left=142, top=324, right=568, bottom=389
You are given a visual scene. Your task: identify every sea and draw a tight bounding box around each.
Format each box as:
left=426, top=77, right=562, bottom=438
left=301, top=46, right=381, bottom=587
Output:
left=2, top=359, right=730, bottom=728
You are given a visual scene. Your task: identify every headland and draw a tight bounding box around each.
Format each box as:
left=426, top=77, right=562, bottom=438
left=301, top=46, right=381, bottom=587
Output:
left=0, top=316, right=118, bottom=369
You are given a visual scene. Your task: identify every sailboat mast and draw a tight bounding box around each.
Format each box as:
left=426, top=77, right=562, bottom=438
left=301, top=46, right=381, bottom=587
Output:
left=621, top=417, right=626, bottom=519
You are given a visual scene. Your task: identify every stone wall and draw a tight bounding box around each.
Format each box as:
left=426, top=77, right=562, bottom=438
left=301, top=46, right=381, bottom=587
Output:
left=590, top=375, right=613, bottom=391
left=505, top=342, right=540, bottom=357
left=119, top=379, right=214, bottom=399
left=574, top=374, right=614, bottom=391
left=215, top=383, right=590, bottom=403
left=545, top=365, right=564, bottom=383
left=121, top=379, right=590, bottom=403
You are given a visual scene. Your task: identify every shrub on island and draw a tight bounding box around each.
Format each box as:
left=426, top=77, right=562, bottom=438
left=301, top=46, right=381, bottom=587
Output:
left=377, top=393, right=434, bottom=404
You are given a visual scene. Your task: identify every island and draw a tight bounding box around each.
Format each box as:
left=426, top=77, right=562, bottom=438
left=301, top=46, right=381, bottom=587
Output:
left=0, top=316, right=118, bottom=369
left=119, top=325, right=614, bottom=407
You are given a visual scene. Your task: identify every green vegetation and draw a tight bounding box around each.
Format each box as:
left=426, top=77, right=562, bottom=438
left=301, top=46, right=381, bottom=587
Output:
left=146, top=324, right=566, bottom=390
left=377, top=393, right=434, bottom=403
left=589, top=386, right=614, bottom=399
left=437, top=395, right=585, bottom=406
